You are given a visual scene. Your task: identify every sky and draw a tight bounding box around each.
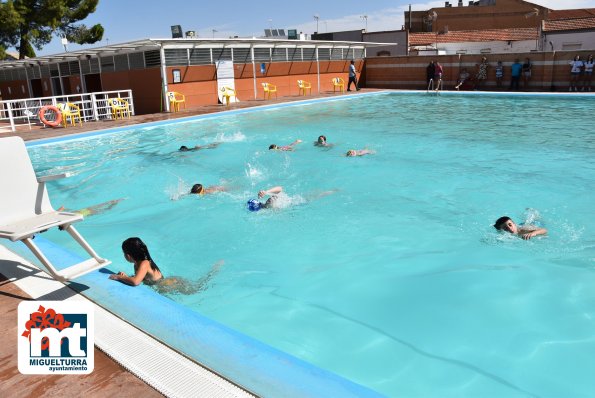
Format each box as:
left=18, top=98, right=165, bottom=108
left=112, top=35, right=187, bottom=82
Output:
left=8, top=0, right=595, bottom=56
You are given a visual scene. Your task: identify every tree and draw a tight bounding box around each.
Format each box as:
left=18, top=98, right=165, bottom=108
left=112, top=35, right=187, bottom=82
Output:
left=0, top=0, right=104, bottom=59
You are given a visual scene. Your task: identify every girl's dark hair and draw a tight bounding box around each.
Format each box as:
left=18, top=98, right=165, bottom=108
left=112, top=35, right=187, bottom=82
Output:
left=494, top=216, right=511, bottom=230
left=122, top=237, right=160, bottom=272
left=269, top=144, right=277, bottom=150
left=191, top=183, right=203, bottom=194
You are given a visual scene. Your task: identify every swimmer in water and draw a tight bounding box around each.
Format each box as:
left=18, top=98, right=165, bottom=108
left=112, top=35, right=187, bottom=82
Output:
left=179, top=142, right=222, bottom=152
left=493, top=216, right=547, bottom=240
left=109, top=237, right=224, bottom=294
left=58, top=198, right=124, bottom=217
left=269, top=139, right=302, bottom=151
left=246, top=186, right=337, bottom=212
left=189, top=183, right=227, bottom=195
left=314, top=135, right=333, bottom=147
left=109, top=237, right=163, bottom=286
left=346, top=149, right=374, bottom=157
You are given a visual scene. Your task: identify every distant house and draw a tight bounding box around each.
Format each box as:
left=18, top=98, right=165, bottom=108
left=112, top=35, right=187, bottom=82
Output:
left=405, top=0, right=549, bottom=33
left=409, top=28, right=538, bottom=55
left=542, top=9, right=595, bottom=51
left=312, top=29, right=407, bottom=58
left=363, top=31, right=407, bottom=57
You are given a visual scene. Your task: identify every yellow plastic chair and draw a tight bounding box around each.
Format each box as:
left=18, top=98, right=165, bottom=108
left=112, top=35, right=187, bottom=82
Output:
left=167, top=91, right=186, bottom=112
left=297, top=80, right=312, bottom=96
left=57, top=103, right=82, bottom=127
left=262, top=82, right=277, bottom=99
left=220, top=86, right=237, bottom=106
left=332, top=77, right=345, bottom=93
left=109, top=98, right=130, bottom=120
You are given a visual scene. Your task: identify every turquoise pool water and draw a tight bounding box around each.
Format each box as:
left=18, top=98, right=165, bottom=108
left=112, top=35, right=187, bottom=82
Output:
left=30, top=92, right=595, bottom=397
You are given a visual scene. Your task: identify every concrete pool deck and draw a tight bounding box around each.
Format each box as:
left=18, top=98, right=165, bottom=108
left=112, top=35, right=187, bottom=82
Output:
left=2, top=89, right=381, bottom=142
left=0, top=89, right=377, bottom=397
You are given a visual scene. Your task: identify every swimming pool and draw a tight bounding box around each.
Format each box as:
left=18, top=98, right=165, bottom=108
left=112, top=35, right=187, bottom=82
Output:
left=27, top=92, right=595, bottom=396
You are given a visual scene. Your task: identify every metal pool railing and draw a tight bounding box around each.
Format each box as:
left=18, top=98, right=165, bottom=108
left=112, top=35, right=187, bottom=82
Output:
left=0, top=89, right=135, bottom=133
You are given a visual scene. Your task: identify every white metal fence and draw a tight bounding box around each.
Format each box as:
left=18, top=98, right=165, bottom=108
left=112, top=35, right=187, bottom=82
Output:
left=0, top=89, right=134, bottom=133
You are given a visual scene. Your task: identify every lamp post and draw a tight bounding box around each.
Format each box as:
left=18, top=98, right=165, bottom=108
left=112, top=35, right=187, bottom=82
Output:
left=212, top=29, right=217, bottom=38
left=360, top=15, right=368, bottom=32
left=268, top=19, right=273, bottom=31
left=313, top=14, right=319, bottom=33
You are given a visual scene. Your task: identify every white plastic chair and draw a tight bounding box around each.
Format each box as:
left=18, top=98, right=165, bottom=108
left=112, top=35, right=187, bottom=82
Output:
left=0, top=137, right=111, bottom=281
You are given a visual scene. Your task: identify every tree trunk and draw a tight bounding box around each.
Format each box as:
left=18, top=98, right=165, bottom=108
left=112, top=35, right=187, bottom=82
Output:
left=18, top=28, right=35, bottom=59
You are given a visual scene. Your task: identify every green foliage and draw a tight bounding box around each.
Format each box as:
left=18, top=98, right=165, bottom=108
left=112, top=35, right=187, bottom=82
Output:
left=0, top=0, right=104, bottom=59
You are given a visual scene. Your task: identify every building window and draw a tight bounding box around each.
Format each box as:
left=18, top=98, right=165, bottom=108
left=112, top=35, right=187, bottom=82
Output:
left=562, top=43, right=582, bottom=51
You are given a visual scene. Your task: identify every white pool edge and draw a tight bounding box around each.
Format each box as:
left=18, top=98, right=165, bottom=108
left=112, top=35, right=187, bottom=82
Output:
left=0, top=244, right=256, bottom=398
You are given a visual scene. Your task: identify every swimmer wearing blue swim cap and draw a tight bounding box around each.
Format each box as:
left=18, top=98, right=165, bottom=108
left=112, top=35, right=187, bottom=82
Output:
left=247, top=199, right=262, bottom=212
left=247, top=186, right=284, bottom=212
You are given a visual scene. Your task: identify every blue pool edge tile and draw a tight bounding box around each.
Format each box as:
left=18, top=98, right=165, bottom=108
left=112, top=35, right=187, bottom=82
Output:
left=4, top=237, right=385, bottom=398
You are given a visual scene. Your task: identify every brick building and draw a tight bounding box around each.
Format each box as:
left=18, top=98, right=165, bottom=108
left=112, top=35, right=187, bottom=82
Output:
left=405, top=0, right=549, bottom=33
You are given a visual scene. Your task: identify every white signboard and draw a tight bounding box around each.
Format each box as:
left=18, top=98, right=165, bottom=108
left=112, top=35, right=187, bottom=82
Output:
left=216, top=60, right=239, bottom=103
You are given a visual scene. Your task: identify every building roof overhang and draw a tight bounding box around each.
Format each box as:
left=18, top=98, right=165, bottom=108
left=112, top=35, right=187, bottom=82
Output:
left=0, top=38, right=396, bottom=70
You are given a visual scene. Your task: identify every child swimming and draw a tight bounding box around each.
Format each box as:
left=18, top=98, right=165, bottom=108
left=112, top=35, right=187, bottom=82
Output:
left=58, top=198, right=124, bottom=217
left=493, top=216, right=547, bottom=240
left=314, top=135, right=333, bottom=147
left=189, top=183, right=227, bottom=195
left=269, top=139, right=302, bottom=151
left=346, top=149, right=374, bottom=157
left=179, top=142, right=222, bottom=151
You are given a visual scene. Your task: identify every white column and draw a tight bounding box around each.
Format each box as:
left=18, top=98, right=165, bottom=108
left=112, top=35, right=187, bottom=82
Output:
left=78, top=59, right=87, bottom=93
left=159, top=44, right=170, bottom=112
left=251, top=46, right=257, bottom=99
left=316, top=47, right=320, bottom=94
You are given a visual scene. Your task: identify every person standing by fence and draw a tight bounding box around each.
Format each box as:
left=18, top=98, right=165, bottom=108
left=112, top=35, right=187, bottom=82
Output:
left=510, top=59, right=522, bottom=91
left=569, top=55, right=584, bottom=92
left=426, top=61, right=435, bottom=88
left=347, top=60, right=360, bottom=91
left=522, top=58, right=532, bottom=90
left=582, top=54, right=593, bottom=91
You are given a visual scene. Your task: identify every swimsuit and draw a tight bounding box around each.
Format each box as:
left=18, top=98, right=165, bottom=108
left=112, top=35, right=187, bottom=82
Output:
left=477, top=62, right=488, bottom=80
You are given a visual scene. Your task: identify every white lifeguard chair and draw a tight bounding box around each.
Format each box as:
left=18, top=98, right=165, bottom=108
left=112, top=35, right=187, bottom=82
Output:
left=0, top=137, right=111, bottom=281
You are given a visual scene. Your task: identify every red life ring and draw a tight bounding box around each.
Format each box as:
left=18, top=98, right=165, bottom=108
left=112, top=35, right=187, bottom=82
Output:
left=39, top=105, right=62, bottom=127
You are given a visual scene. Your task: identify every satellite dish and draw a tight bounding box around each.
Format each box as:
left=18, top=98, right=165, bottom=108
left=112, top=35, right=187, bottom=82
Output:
left=428, top=11, right=438, bottom=21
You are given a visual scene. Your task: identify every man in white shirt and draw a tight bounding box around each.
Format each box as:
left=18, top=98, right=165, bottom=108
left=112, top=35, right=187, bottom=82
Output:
left=347, top=60, right=360, bottom=91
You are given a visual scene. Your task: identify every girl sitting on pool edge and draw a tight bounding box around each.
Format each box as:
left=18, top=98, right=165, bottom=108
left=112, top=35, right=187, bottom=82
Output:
left=109, top=237, right=224, bottom=294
